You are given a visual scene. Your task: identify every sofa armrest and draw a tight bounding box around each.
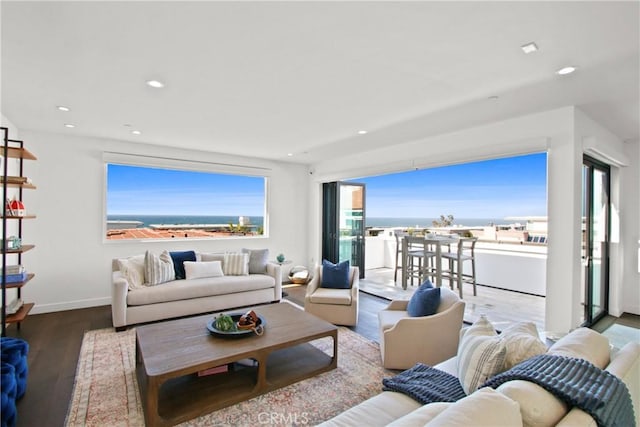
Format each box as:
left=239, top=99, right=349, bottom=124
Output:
left=266, top=262, right=282, bottom=300
left=305, top=266, right=322, bottom=300
left=386, top=299, right=410, bottom=311
left=111, top=271, right=128, bottom=328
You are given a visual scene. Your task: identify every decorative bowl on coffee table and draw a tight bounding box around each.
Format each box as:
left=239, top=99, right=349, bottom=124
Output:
left=206, top=313, right=266, bottom=338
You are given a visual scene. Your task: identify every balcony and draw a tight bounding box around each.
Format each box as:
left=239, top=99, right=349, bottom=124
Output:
left=361, top=229, right=547, bottom=331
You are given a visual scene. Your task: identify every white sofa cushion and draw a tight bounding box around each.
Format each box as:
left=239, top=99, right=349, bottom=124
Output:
left=117, top=255, right=145, bottom=290
left=309, top=287, right=352, bottom=305
left=224, top=252, right=249, bottom=276
left=127, top=274, right=275, bottom=306
left=144, top=250, right=175, bottom=285
left=184, top=261, right=224, bottom=280
left=496, top=380, right=568, bottom=427
left=386, top=402, right=451, bottom=427
left=499, top=322, right=547, bottom=370
left=547, top=327, right=610, bottom=368
left=457, top=316, right=506, bottom=394
left=317, top=391, right=422, bottom=427
left=427, top=387, right=523, bottom=427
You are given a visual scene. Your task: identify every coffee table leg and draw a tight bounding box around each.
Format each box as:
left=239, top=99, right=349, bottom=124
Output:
left=331, top=330, right=338, bottom=369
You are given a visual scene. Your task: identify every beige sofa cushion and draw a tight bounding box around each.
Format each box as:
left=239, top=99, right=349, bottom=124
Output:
left=386, top=402, right=451, bottom=427
left=499, top=322, right=547, bottom=370
left=547, top=327, right=610, bottom=368
left=317, top=391, right=422, bottom=427
left=309, top=287, right=352, bottom=305
left=496, top=380, right=568, bottom=427
left=457, top=316, right=506, bottom=394
left=117, top=255, right=145, bottom=290
left=127, top=274, right=274, bottom=306
left=427, top=387, right=523, bottom=427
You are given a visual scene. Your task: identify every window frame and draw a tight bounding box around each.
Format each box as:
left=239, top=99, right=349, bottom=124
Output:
left=102, top=152, right=270, bottom=243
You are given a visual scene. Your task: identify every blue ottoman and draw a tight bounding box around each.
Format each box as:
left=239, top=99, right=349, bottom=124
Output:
left=0, top=337, right=28, bottom=400
left=1, top=362, right=17, bottom=427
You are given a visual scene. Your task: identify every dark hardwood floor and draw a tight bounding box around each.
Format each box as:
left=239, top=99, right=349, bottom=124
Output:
left=4, top=285, right=637, bottom=427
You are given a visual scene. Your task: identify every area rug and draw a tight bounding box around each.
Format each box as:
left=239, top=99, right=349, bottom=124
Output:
left=65, top=323, right=392, bottom=426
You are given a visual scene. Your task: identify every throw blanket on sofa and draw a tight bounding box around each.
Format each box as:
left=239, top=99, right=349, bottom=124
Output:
left=382, top=363, right=466, bottom=404
left=482, top=354, right=635, bottom=427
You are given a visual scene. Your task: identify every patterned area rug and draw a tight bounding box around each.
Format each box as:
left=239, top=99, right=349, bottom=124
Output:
left=65, top=319, right=392, bottom=426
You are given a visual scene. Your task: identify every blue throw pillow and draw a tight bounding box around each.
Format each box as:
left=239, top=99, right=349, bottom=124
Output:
left=170, top=250, right=197, bottom=280
left=407, top=280, right=441, bottom=317
left=321, top=259, right=351, bottom=289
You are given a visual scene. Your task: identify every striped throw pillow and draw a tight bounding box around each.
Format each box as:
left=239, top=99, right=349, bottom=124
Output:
left=223, top=252, right=249, bottom=276
left=144, top=250, right=175, bottom=285
left=457, top=315, right=506, bottom=394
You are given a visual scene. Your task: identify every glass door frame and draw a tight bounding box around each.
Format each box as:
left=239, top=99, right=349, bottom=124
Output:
left=582, top=155, right=610, bottom=326
left=322, top=181, right=366, bottom=278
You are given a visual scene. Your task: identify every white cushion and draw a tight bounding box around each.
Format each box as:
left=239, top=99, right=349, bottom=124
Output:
left=144, top=250, right=175, bottom=285
left=118, top=255, right=145, bottom=290
left=547, top=327, right=610, bottom=368
left=457, top=316, right=506, bottom=394
left=184, top=261, right=224, bottom=280
left=386, top=402, right=451, bottom=427
left=242, top=248, right=269, bottom=274
left=427, top=388, right=523, bottom=427
left=223, top=252, right=249, bottom=276
left=496, top=380, right=568, bottom=427
left=309, top=287, right=352, bottom=305
left=499, top=322, right=548, bottom=370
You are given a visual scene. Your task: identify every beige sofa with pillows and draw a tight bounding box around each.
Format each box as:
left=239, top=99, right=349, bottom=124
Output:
left=111, top=248, right=282, bottom=330
left=321, top=320, right=640, bottom=427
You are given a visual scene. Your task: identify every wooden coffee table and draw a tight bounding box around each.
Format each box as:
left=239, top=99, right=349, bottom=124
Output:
left=135, top=303, right=338, bottom=427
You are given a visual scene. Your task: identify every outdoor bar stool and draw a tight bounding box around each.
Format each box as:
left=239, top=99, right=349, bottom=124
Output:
left=394, top=231, right=425, bottom=285
left=404, top=235, right=437, bottom=286
left=441, top=237, right=478, bottom=298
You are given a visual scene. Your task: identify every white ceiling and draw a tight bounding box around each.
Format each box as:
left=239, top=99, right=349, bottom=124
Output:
left=2, top=1, right=638, bottom=164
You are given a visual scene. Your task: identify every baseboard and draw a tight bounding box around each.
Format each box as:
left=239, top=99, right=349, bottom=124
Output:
left=29, top=297, right=111, bottom=314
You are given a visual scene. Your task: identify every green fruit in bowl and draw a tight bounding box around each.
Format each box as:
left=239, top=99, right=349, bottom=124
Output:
left=276, top=254, right=285, bottom=263
left=215, top=314, right=237, bottom=332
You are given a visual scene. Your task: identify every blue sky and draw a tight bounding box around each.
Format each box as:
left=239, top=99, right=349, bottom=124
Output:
left=351, top=152, right=547, bottom=219
left=107, top=164, right=266, bottom=215
left=108, top=152, right=547, bottom=219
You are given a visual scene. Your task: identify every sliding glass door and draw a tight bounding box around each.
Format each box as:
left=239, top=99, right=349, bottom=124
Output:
left=581, top=156, right=610, bottom=326
left=322, top=182, right=365, bottom=278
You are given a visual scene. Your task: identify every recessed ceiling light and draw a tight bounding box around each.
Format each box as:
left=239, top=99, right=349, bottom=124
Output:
left=357, top=130, right=368, bottom=135
left=56, top=106, right=70, bottom=112
left=146, top=80, right=165, bottom=88
left=64, top=123, right=75, bottom=128
left=131, top=130, right=142, bottom=135
left=287, top=153, right=293, bottom=157
left=123, top=124, right=131, bottom=127
left=488, top=95, right=500, bottom=101
left=556, top=66, right=577, bottom=75
left=521, top=42, right=538, bottom=54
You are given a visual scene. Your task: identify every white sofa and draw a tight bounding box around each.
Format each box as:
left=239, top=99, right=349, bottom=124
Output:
left=111, top=251, right=282, bottom=330
left=320, top=327, right=640, bottom=427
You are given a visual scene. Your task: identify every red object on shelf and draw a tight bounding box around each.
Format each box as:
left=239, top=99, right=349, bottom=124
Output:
left=197, top=364, right=229, bottom=376
left=8, top=199, right=26, bottom=216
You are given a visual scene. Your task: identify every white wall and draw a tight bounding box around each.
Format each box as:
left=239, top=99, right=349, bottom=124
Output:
left=621, top=140, right=640, bottom=315
left=18, top=130, right=309, bottom=314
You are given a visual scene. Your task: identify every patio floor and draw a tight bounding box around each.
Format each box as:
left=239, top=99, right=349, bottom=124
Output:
left=361, top=267, right=546, bottom=332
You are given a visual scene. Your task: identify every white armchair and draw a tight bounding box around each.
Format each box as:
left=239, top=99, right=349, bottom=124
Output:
left=378, top=287, right=465, bottom=369
left=304, top=265, right=359, bottom=326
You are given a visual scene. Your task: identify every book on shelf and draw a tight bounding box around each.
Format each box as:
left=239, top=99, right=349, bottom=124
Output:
left=197, top=364, right=229, bottom=377
left=3, top=264, right=24, bottom=275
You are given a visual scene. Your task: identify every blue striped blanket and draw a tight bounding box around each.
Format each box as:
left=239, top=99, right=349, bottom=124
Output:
left=382, top=363, right=466, bottom=404
left=482, top=354, right=635, bottom=427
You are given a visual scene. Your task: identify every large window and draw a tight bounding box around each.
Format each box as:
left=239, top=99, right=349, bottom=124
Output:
left=105, top=163, right=267, bottom=240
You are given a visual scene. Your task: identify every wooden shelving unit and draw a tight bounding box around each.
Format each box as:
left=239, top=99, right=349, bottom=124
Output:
left=2, top=127, right=37, bottom=336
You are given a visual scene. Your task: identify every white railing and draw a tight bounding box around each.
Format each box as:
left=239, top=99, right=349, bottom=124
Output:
left=365, top=234, right=547, bottom=296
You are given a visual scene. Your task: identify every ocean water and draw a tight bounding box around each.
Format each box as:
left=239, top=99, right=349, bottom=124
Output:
left=108, top=215, right=503, bottom=228
left=365, top=217, right=505, bottom=228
